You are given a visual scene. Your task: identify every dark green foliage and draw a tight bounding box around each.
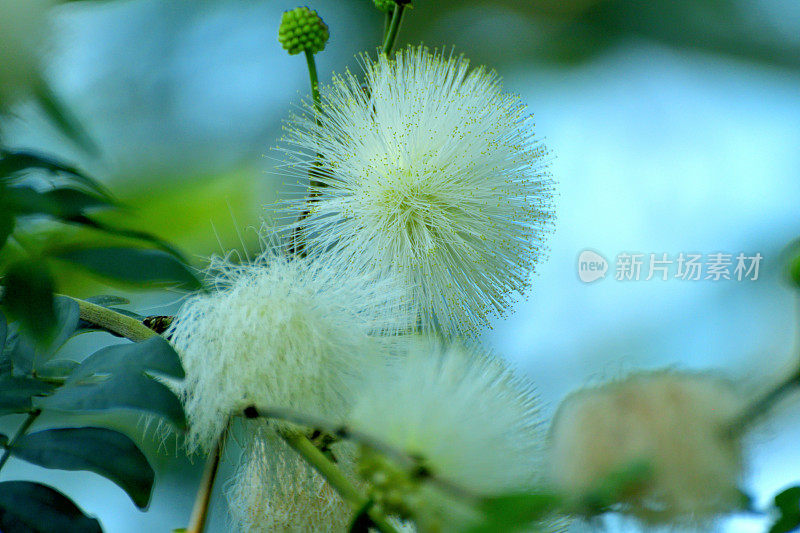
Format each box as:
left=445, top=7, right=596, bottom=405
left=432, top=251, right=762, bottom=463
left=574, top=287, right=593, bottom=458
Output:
left=38, top=335, right=187, bottom=428
left=0, top=205, right=14, bottom=250
left=0, top=149, right=200, bottom=346
left=469, top=492, right=562, bottom=533
left=55, top=246, right=200, bottom=290
left=0, top=375, right=56, bottom=415
left=0, top=481, right=102, bottom=533
left=11, top=427, right=155, bottom=508
left=5, top=297, right=78, bottom=373
left=0, top=305, right=187, bottom=529
left=0, top=149, right=107, bottom=197
left=1, top=260, right=57, bottom=344
left=770, top=486, right=800, bottom=533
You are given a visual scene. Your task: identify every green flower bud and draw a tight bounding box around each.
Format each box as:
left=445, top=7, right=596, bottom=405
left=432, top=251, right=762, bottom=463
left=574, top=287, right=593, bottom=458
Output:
left=373, top=0, right=396, bottom=12
left=278, top=6, right=329, bottom=55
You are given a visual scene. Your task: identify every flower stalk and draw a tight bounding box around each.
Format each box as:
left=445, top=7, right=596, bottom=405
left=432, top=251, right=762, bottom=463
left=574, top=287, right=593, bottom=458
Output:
left=67, top=295, right=156, bottom=342
left=186, top=424, right=226, bottom=533
left=382, top=3, right=407, bottom=55
left=278, top=429, right=400, bottom=533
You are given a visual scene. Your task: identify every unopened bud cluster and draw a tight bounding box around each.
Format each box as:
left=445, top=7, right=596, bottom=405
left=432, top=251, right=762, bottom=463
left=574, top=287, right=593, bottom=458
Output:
left=357, top=448, right=421, bottom=519
left=373, top=0, right=396, bottom=12
left=278, top=7, right=329, bottom=55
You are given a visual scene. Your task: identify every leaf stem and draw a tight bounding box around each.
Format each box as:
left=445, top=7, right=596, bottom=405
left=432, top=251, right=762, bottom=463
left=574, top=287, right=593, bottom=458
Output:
left=65, top=295, right=156, bottom=342
left=382, top=3, right=407, bottom=56
left=0, top=410, right=40, bottom=474
left=186, top=428, right=225, bottom=533
left=279, top=429, right=400, bottom=533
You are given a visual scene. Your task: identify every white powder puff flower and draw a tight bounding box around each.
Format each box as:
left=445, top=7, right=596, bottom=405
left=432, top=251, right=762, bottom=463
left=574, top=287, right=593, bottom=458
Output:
left=548, top=370, right=746, bottom=524
left=167, top=250, right=410, bottom=453
left=280, top=46, right=554, bottom=336
left=227, top=432, right=352, bottom=533
left=350, top=341, right=544, bottom=496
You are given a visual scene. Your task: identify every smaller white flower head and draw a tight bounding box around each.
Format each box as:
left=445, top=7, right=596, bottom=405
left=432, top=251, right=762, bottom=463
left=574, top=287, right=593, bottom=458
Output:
left=227, top=432, right=351, bottom=533
left=168, top=249, right=410, bottom=453
left=548, top=370, right=746, bottom=524
left=349, top=341, right=543, bottom=496
left=280, top=46, right=554, bottom=336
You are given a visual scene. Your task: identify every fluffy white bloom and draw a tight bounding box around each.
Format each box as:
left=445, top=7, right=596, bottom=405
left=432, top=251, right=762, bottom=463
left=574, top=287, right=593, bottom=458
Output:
left=167, top=250, right=409, bottom=453
left=0, top=0, right=51, bottom=108
left=280, top=47, right=554, bottom=336
left=548, top=370, right=746, bottom=524
left=227, top=432, right=352, bottom=532
left=350, top=341, right=543, bottom=496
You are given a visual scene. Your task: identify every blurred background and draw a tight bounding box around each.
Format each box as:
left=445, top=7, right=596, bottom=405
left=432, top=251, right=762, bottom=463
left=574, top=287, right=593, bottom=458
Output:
left=1, top=0, right=799, bottom=531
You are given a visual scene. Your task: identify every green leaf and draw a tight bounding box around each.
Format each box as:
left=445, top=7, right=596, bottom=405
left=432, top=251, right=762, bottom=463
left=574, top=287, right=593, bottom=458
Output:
left=0, top=149, right=107, bottom=197
left=36, top=373, right=186, bottom=429
left=770, top=486, right=800, bottom=533
left=54, top=247, right=200, bottom=290
left=789, top=254, right=800, bottom=290
left=580, top=460, right=653, bottom=514
left=37, top=336, right=186, bottom=428
left=6, top=297, right=79, bottom=373
left=469, top=492, right=562, bottom=533
left=0, top=375, right=56, bottom=415
left=85, top=295, right=130, bottom=307
left=5, top=186, right=114, bottom=220
left=0, top=206, right=14, bottom=250
left=0, top=480, right=102, bottom=533
left=0, top=310, right=7, bottom=352
left=64, top=215, right=189, bottom=261
left=1, top=259, right=56, bottom=345
left=67, top=335, right=184, bottom=381
left=32, top=81, right=98, bottom=155
left=11, top=427, right=155, bottom=509
left=35, top=359, right=80, bottom=381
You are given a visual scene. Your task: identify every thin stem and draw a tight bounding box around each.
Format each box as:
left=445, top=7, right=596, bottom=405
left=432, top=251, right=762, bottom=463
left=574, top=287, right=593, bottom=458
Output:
left=0, top=410, right=41, bottom=474
left=383, top=10, right=392, bottom=42
left=67, top=295, right=156, bottom=342
left=289, top=50, right=325, bottom=257
left=381, top=3, right=407, bottom=56
left=728, top=369, right=800, bottom=438
left=244, top=405, right=478, bottom=502
left=728, top=295, right=800, bottom=437
left=186, top=429, right=226, bottom=533
left=279, top=430, right=400, bottom=533
left=304, top=50, right=321, bottom=112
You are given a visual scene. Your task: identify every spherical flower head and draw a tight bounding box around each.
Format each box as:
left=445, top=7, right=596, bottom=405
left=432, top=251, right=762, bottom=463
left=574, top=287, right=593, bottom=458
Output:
left=167, top=250, right=410, bottom=453
left=548, top=370, right=746, bottom=525
left=350, top=341, right=544, bottom=496
left=227, top=432, right=351, bottom=532
left=278, top=7, right=329, bottom=55
left=280, top=47, right=554, bottom=336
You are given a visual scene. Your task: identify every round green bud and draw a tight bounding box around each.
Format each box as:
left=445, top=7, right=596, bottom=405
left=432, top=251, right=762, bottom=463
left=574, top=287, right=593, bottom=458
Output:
left=373, top=0, right=396, bottom=12
left=278, top=7, right=329, bottom=55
